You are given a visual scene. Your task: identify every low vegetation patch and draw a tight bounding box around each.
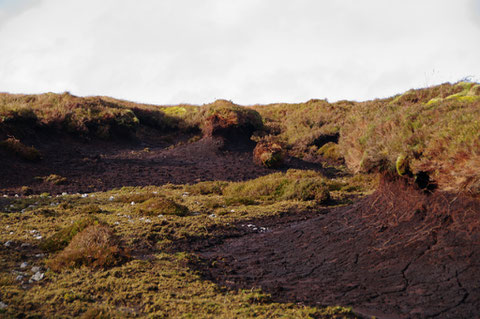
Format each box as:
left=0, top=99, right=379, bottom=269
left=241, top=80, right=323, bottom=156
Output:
left=253, top=140, right=284, bottom=168
left=0, top=137, right=42, bottom=161
left=48, top=224, right=129, bottom=271
left=136, top=197, right=190, bottom=216
left=199, top=99, right=263, bottom=139
left=223, top=170, right=330, bottom=204
left=40, top=216, right=100, bottom=252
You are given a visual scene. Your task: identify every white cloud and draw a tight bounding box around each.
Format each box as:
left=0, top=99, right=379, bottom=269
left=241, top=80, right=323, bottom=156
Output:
left=0, top=0, right=479, bottom=105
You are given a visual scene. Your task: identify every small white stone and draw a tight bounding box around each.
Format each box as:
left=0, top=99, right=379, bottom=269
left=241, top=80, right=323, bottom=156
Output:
left=2, top=195, right=8, bottom=198
left=21, top=209, right=26, bottom=213
left=109, top=196, right=115, bottom=201
left=31, top=266, right=41, bottom=273
left=4, top=240, right=12, bottom=247
left=230, top=209, right=235, bottom=213
left=20, top=262, right=28, bottom=268
left=0, top=301, right=7, bottom=309
left=15, top=194, right=19, bottom=197
left=30, top=271, right=44, bottom=282
left=81, top=194, right=88, bottom=198
left=145, top=219, right=152, bottom=223
left=152, top=191, right=158, bottom=194
left=29, top=230, right=38, bottom=234
left=209, top=214, right=217, bottom=218
left=157, top=214, right=164, bottom=218
left=16, top=275, right=24, bottom=281
left=21, top=243, right=30, bottom=248
left=35, top=253, right=45, bottom=258
left=9, top=231, right=14, bottom=235
left=130, top=201, right=135, bottom=206
left=62, top=192, right=68, bottom=196
left=139, top=217, right=145, bottom=221
left=114, top=221, right=120, bottom=225
left=34, top=235, right=42, bottom=240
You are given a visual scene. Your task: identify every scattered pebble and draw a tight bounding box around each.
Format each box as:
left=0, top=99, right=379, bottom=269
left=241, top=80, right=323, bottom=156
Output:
left=145, top=218, right=152, bottom=223
left=21, top=243, right=30, bottom=248
left=29, top=271, right=44, bottom=282
left=130, top=201, right=135, bottom=206
left=21, top=209, right=26, bottom=213
left=31, top=266, right=41, bottom=273
left=35, top=253, right=45, bottom=258
left=16, top=275, right=24, bottom=281
left=4, top=241, right=12, bottom=247
left=34, top=235, right=42, bottom=240
left=0, top=301, right=7, bottom=309
left=14, top=194, right=19, bottom=197
left=209, top=214, right=217, bottom=218
left=30, top=230, right=38, bottom=234
left=2, top=195, right=8, bottom=198
left=109, top=196, right=115, bottom=201
left=157, top=214, right=164, bottom=218
left=114, top=221, right=120, bottom=225
left=9, top=231, right=14, bottom=235
left=152, top=191, right=158, bottom=194
left=20, top=262, right=28, bottom=269
left=230, top=209, right=235, bottom=213
left=62, top=192, right=68, bottom=196
left=81, top=194, right=88, bottom=198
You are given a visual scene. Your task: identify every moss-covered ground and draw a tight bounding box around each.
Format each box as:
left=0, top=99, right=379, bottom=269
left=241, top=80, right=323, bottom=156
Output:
left=0, top=171, right=369, bottom=318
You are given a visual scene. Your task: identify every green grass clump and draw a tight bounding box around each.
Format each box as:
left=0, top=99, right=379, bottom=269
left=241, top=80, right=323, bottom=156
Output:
left=48, top=224, right=129, bottom=271
left=137, top=197, right=189, bottom=216
left=185, top=181, right=228, bottom=195
left=40, top=216, right=100, bottom=252
left=43, top=174, right=68, bottom=185
left=223, top=170, right=330, bottom=204
left=0, top=137, right=42, bottom=161
left=317, top=142, right=342, bottom=161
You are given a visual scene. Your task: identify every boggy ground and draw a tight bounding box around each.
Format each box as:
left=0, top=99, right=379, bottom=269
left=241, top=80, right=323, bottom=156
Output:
left=1, top=135, right=480, bottom=318
left=198, top=176, right=480, bottom=318
left=0, top=133, right=336, bottom=195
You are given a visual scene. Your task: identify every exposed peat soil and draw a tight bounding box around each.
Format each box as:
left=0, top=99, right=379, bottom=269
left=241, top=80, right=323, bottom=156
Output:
left=0, top=134, right=335, bottom=195
left=198, top=177, right=480, bottom=319
left=1, top=134, right=480, bottom=319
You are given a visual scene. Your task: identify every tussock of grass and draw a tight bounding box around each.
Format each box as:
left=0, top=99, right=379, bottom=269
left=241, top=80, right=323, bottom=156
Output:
left=317, top=142, right=342, bottom=161
left=185, top=181, right=227, bottom=195
left=137, top=197, right=190, bottom=216
left=48, top=224, right=129, bottom=271
left=43, top=174, right=68, bottom=185
left=40, top=216, right=100, bottom=252
left=0, top=137, right=42, bottom=161
left=253, top=140, right=284, bottom=168
left=223, top=170, right=330, bottom=204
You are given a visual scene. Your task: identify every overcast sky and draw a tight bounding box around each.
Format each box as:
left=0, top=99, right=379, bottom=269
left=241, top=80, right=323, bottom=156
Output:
left=0, top=0, right=479, bottom=105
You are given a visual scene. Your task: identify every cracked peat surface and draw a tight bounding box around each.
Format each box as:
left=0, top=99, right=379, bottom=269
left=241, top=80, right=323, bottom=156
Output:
left=199, top=177, right=480, bottom=319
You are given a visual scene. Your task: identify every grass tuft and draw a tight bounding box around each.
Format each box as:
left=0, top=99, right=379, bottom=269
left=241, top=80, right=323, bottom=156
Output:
left=48, top=224, right=129, bottom=271
left=0, top=137, right=42, bottom=161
